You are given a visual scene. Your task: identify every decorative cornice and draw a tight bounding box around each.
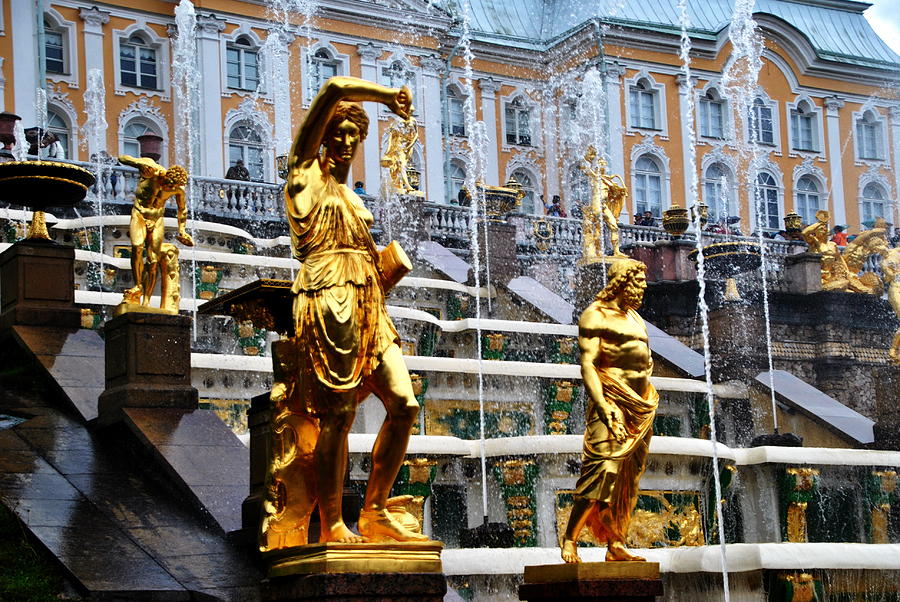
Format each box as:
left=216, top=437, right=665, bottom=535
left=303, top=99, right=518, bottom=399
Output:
left=197, top=13, right=226, bottom=36
left=166, top=24, right=179, bottom=39
left=79, top=7, right=110, bottom=29
left=357, top=42, right=383, bottom=62
left=889, top=106, right=900, bottom=121
left=793, top=155, right=826, bottom=184
left=419, top=55, right=445, bottom=74
left=675, top=73, right=698, bottom=89
left=603, top=61, right=626, bottom=80
left=479, top=77, right=501, bottom=96
left=824, top=96, right=845, bottom=114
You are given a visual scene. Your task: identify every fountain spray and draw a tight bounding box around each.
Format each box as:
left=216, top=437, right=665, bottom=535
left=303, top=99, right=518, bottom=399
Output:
left=84, top=69, right=108, bottom=296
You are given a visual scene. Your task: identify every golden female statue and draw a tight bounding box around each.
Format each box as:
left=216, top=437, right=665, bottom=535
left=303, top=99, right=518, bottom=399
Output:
left=282, top=76, right=425, bottom=545
left=561, top=259, right=658, bottom=563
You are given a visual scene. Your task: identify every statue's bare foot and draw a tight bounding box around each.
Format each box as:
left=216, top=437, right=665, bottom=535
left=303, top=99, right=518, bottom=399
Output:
left=606, top=541, right=645, bottom=561
left=358, top=508, right=428, bottom=543
left=320, top=522, right=364, bottom=544
left=561, top=538, right=581, bottom=563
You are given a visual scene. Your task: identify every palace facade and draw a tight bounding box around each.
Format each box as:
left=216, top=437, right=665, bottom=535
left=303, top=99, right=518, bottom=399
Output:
left=3, top=0, right=899, bottom=232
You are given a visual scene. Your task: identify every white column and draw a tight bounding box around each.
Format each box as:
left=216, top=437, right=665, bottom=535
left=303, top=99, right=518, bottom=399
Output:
left=542, top=96, right=559, bottom=202
left=604, top=61, right=626, bottom=178
left=824, top=96, right=846, bottom=225
left=273, top=30, right=294, bottom=158
left=79, top=7, right=109, bottom=79
left=890, top=107, right=900, bottom=230
left=420, top=55, right=444, bottom=202
left=480, top=77, right=500, bottom=185
left=0, top=58, right=6, bottom=112
left=11, top=0, right=39, bottom=126
left=358, top=43, right=383, bottom=194
left=676, top=73, right=698, bottom=208
left=196, top=13, right=225, bottom=178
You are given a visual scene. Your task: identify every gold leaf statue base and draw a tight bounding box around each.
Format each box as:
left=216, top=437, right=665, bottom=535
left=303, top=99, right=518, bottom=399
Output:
left=113, top=302, right=178, bottom=317
left=576, top=254, right=629, bottom=267
left=263, top=541, right=444, bottom=578
left=524, top=561, right=659, bottom=583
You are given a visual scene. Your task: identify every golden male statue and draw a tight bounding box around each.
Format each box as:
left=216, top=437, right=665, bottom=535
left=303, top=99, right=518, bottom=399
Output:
left=269, top=75, right=425, bottom=547
left=561, top=259, right=658, bottom=563
left=581, top=146, right=627, bottom=260
left=882, top=246, right=900, bottom=363
left=118, top=155, right=194, bottom=311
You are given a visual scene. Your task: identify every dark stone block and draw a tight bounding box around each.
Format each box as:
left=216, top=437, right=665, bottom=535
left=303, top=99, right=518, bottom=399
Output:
left=262, top=571, right=447, bottom=601
left=477, top=221, right=519, bottom=284
left=0, top=241, right=81, bottom=331
left=519, top=577, right=663, bottom=600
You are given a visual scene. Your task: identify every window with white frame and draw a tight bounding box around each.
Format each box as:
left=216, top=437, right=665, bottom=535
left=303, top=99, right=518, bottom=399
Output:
left=790, top=100, right=818, bottom=152
left=44, top=18, right=66, bottom=74
left=122, top=120, right=161, bottom=157
left=856, top=110, right=884, bottom=160
left=46, top=109, right=70, bottom=159
left=448, top=88, right=466, bottom=137
left=795, top=176, right=821, bottom=225
left=629, top=79, right=658, bottom=130
left=119, top=33, right=158, bottom=89
left=226, top=36, right=259, bottom=91
left=504, top=97, right=532, bottom=146
left=228, top=122, right=266, bottom=182
left=755, top=172, right=781, bottom=230
left=308, top=48, right=340, bottom=100
left=861, top=182, right=888, bottom=224
left=699, top=90, right=725, bottom=139
left=703, top=163, right=733, bottom=224
left=633, top=155, right=663, bottom=217
left=750, top=97, right=774, bottom=145
left=449, top=161, right=466, bottom=202
left=511, top=168, right=537, bottom=214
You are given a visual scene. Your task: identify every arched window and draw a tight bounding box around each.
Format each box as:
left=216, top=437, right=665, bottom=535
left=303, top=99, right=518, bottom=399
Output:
left=511, top=168, right=537, bottom=214
left=861, top=182, right=888, bottom=225
left=44, top=17, right=66, bottom=74
left=448, top=87, right=466, bottom=137
left=699, top=89, right=725, bottom=139
left=857, top=110, right=884, bottom=160
left=308, top=47, right=340, bottom=100
left=755, top=172, right=780, bottom=230
left=505, top=96, right=532, bottom=146
left=228, top=122, right=265, bottom=181
left=119, top=33, right=158, bottom=89
left=795, top=176, right=820, bottom=225
left=629, top=79, right=657, bottom=130
left=633, top=155, right=662, bottom=217
left=449, top=161, right=466, bottom=203
left=46, top=109, right=70, bottom=159
left=791, top=100, right=818, bottom=152
left=703, top=163, right=732, bottom=224
left=226, top=36, right=259, bottom=91
left=750, top=97, right=774, bottom=145
left=122, top=120, right=161, bottom=158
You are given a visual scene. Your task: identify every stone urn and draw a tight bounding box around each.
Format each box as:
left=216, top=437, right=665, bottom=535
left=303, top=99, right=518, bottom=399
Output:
left=477, top=177, right=525, bottom=222
left=0, top=112, right=20, bottom=158
left=137, top=134, right=163, bottom=161
left=784, top=212, right=803, bottom=239
left=690, top=203, right=709, bottom=228
left=663, top=205, right=690, bottom=238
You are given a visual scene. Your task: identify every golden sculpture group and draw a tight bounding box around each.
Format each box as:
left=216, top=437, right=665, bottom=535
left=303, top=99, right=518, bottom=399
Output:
left=580, top=145, right=628, bottom=262
left=381, top=115, right=422, bottom=197
left=117, top=155, right=193, bottom=314
left=561, top=259, right=658, bottom=563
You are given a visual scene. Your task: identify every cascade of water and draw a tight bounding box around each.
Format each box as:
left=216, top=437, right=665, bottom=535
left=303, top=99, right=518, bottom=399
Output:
left=580, top=67, right=610, bottom=282
left=678, top=2, right=730, bottom=597
left=458, top=0, right=492, bottom=522
left=84, top=69, right=108, bottom=294
left=720, top=0, right=779, bottom=433
left=173, top=0, right=200, bottom=334
left=34, top=88, right=48, bottom=160
left=11, top=121, right=26, bottom=162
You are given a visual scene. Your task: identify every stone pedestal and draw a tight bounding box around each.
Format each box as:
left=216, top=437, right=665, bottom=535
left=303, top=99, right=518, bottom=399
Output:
left=574, top=259, right=608, bottom=316
left=629, top=239, right=697, bottom=283
left=477, top=220, right=519, bottom=285
left=97, top=311, right=198, bottom=426
left=707, top=304, right=767, bottom=382
left=783, top=252, right=822, bottom=295
left=0, top=240, right=81, bottom=331
left=262, top=571, right=447, bottom=601
left=872, top=365, right=900, bottom=450
left=389, top=194, right=433, bottom=266
left=519, top=562, right=663, bottom=601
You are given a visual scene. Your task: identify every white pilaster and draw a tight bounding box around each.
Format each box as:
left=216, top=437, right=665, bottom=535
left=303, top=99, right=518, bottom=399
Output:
left=604, top=61, right=626, bottom=178
left=420, top=55, right=444, bottom=202
left=79, top=7, right=109, bottom=80
left=542, top=96, right=559, bottom=202
left=824, top=96, right=846, bottom=225
left=273, top=30, right=294, bottom=157
left=480, top=77, right=500, bottom=185
left=358, top=43, right=383, bottom=194
left=890, top=107, right=900, bottom=229
left=676, top=73, right=698, bottom=207
left=11, top=0, right=38, bottom=125
left=197, top=13, right=225, bottom=178
left=0, top=58, right=6, bottom=112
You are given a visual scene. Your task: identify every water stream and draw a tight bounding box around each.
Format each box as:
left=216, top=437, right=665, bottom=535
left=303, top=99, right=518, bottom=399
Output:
left=84, top=68, right=108, bottom=297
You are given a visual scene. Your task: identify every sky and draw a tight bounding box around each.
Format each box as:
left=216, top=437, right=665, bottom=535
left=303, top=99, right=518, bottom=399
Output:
left=865, top=0, right=900, bottom=55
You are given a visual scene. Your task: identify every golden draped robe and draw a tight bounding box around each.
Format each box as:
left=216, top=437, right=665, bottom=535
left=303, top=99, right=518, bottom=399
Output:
left=287, top=169, right=399, bottom=412
left=575, top=370, right=659, bottom=543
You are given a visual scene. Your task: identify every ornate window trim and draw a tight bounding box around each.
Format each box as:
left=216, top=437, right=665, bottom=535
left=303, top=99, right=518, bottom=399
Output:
left=500, top=87, right=540, bottom=151
left=858, top=168, right=893, bottom=225
left=377, top=52, right=420, bottom=119
left=747, top=89, right=780, bottom=150
left=301, top=40, right=349, bottom=107
left=223, top=98, right=273, bottom=182
left=117, top=97, right=169, bottom=162
left=792, top=160, right=826, bottom=225
left=786, top=95, right=824, bottom=156
left=852, top=104, right=888, bottom=166
left=112, top=21, right=170, bottom=100
left=624, top=70, right=667, bottom=138
left=43, top=8, right=78, bottom=88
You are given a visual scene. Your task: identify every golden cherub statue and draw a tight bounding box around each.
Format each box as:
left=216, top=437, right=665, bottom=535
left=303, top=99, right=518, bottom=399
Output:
left=262, top=76, right=430, bottom=552
left=800, top=210, right=885, bottom=295
left=381, top=115, right=422, bottom=196
left=581, top=146, right=628, bottom=261
left=118, top=155, right=194, bottom=313
left=561, top=259, right=658, bottom=563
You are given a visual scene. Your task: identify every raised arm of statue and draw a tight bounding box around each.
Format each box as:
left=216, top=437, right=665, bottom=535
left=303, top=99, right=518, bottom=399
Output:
left=118, top=155, right=163, bottom=178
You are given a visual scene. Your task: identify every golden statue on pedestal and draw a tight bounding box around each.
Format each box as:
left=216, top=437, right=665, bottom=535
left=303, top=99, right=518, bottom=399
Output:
left=580, top=146, right=628, bottom=262
left=561, top=259, right=658, bottom=564
left=260, top=76, right=438, bottom=572
left=800, top=210, right=886, bottom=295
left=882, top=247, right=900, bottom=363
left=381, top=115, right=422, bottom=196
left=117, top=155, right=193, bottom=314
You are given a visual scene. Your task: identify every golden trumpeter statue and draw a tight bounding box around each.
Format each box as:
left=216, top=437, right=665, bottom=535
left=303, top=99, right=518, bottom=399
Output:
left=261, top=75, right=428, bottom=551
left=561, top=259, right=658, bottom=563
left=581, top=146, right=627, bottom=261
left=117, top=155, right=193, bottom=313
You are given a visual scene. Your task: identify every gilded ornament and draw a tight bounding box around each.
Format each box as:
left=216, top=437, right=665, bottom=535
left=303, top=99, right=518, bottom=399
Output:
left=800, top=210, right=886, bottom=295
left=381, top=115, right=423, bottom=196
left=580, top=146, right=628, bottom=262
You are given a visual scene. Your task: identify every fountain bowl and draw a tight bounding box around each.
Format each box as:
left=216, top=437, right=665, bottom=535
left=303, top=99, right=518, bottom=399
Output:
left=688, top=241, right=762, bottom=278
left=0, top=161, right=95, bottom=208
